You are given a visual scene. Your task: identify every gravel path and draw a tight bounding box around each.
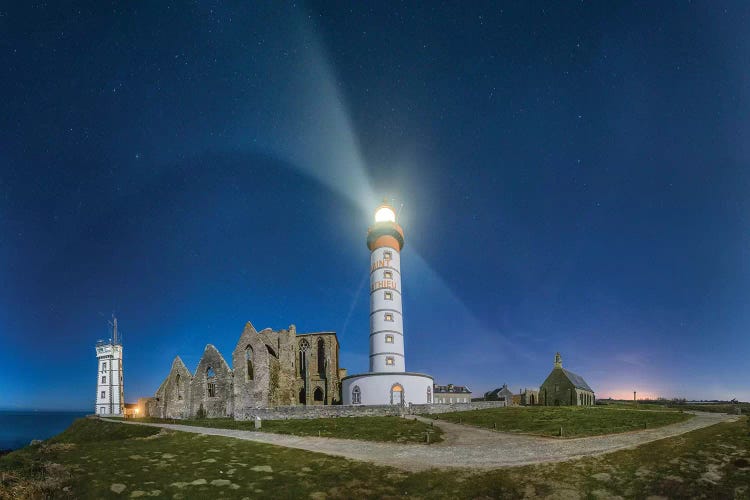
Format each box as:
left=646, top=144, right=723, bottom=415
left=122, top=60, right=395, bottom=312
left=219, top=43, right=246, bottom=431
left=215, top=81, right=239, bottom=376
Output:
left=110, top=411, right=737, bottom=472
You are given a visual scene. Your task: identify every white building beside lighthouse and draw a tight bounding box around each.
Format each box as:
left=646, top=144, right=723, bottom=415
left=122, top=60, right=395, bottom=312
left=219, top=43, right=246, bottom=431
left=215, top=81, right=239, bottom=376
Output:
left=95, top=317, right=124, bottom=416
left=342, top=203, right=433, bottom=405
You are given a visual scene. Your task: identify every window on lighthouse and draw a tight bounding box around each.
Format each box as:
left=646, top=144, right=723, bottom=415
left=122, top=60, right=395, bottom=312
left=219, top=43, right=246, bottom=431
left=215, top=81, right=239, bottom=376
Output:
left=385, top=334, right=394, bottom=344
left=384, top=251, right=392, bottom=260
left=386, top=357, right=395, bottom=366
left=384, top=270, right=393, bottom=279
left=384, top=313, right=393, bottom=322
left=384, top=291, right=393, bottom=301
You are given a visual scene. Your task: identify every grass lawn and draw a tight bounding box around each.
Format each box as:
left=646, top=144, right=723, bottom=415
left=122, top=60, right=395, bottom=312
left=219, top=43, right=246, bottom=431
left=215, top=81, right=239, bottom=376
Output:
left=433, top=406, right=693, bottom=437
left=108, top=415, right=442, bottom=444
left=1, top=416, right=748, bottom=498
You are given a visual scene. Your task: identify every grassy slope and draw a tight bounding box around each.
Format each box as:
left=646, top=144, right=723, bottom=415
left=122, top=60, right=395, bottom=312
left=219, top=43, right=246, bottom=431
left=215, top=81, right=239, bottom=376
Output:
left=434, top=406, right=692, bottom=437
left=0, top=417, right=748, bottom=498
left=110, top=415, right=443, bottom=444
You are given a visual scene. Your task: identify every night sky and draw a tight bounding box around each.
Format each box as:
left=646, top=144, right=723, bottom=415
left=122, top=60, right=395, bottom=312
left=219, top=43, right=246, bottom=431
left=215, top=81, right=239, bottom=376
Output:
left=2, top=2, right=749, bottom=410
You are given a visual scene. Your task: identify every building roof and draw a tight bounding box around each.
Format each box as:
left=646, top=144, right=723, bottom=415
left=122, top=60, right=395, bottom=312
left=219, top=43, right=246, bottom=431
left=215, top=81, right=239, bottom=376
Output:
left=561, top=368, right=594, bottom=392
left=433, top=384, right=471, bottom=394
left=486, top=384, right=514, bottom=396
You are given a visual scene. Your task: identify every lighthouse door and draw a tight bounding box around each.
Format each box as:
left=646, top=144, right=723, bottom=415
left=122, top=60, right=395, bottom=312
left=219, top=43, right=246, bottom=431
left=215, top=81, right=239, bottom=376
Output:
left=390, top=384, right=404, bottom=405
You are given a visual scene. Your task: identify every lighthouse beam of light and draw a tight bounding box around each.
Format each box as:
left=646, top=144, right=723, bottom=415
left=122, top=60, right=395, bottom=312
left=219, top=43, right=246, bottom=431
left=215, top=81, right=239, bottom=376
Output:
left=234, top=8, right=529, bottom=374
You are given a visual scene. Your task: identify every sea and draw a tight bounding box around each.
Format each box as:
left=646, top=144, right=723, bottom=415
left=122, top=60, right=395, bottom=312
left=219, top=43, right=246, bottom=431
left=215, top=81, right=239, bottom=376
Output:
left=0, top=410, right=89, bottom=451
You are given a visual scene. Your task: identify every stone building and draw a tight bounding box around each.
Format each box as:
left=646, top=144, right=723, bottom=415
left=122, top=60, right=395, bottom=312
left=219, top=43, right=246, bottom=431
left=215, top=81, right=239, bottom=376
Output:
left=485, top=384, right=515, bottom=404
left=145, top=322, right=342, bottom=419
left=539, top=352, right=595, bottom=406
left=433, top=384, right=473, bottom=403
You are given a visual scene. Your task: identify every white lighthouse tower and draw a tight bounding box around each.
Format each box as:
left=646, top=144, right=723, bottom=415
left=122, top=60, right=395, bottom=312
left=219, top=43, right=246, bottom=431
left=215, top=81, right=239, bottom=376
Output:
left=94, top=317, right=124, bottom=416
left=342, top=202, right=433, bottom=406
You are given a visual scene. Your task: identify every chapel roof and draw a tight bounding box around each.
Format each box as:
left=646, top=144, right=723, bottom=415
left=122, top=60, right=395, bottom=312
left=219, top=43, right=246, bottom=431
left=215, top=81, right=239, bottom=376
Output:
left=561, top=368, right=594, bottom=392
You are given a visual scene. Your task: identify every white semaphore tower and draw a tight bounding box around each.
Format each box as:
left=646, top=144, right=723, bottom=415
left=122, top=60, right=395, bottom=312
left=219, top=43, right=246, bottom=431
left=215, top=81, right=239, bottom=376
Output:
left=342, top=202, right=433, bottom=406
left=94, top=317, right=124, bottom=416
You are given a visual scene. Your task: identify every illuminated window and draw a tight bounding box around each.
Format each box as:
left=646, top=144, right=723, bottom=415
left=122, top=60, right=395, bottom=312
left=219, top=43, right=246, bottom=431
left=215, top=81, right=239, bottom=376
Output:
left=385, top=334, right=394, bottom=343
left=384, top=270, right=393, bottom=279
left=101, top=376, right=106, bottom=383
left=101, top=391, right=105, bottom=399
left=386, top=356, right=395, bottom=366
left=384, top=291, right=393, bottom=300
left=352, top=385, right=361, bottom=404
left=384, top=313, right=393, bottom=322
left=384, top=251, right=392, bottom=260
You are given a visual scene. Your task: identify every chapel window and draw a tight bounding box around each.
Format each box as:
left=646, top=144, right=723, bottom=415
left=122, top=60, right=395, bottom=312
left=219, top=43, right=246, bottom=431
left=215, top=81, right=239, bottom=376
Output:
left=207, top=382, right=216, bottom=398
left=314, top=387, right=324, bottom=402
left=101, top=391, right=105, bottom=399
left=176, top=374, right=182, bottom=400
left=101, top=376, right=106, bottom=383
left=352, top=385, right=361, bottom=404
left=427, top=386, right=432, bottom=403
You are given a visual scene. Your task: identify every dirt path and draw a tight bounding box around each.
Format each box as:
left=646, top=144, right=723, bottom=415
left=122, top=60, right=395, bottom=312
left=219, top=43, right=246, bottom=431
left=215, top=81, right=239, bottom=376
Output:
left=109, top=411, right=738, bottom=472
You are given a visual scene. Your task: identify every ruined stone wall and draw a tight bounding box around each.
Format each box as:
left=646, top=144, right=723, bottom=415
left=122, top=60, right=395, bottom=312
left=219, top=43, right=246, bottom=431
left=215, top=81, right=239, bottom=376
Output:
left=152, top=357, right=193, bottom=419
left=190, top=344, right=233, bottom=418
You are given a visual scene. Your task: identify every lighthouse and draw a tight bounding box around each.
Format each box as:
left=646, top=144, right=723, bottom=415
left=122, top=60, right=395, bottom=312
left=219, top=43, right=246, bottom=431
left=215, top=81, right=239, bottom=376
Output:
left=94, top=317, right=125, bottom=416
left=342, top=202, right=433, bottom=406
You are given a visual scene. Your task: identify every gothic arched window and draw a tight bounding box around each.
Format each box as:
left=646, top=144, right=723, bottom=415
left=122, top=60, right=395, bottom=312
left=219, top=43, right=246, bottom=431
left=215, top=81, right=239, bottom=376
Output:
left=175, top=374, right=182, bottom=400
left=299, top=339, right=310, bottom=378
left=246, top=346, right=254, bottom=381
left=427, top=385, right=432, bottom=404
left=317, top=338, right=326, bottom=376
left=206, top=367, right=216, bottom=398
left=352, top=385, right=361, bottom=404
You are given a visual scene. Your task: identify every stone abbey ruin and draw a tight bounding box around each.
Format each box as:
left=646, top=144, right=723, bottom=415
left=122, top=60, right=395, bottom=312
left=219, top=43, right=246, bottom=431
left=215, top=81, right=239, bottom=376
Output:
left=143, top=321, right=343, bottom=419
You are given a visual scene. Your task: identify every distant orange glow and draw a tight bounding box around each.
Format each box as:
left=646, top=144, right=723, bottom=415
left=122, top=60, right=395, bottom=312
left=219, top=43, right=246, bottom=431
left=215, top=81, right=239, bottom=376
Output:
left=601, top=389, right=662, bottom=401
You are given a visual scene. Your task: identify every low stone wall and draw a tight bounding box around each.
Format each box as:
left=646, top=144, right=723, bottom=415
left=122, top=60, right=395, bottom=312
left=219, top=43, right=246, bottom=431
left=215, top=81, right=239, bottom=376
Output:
left=234, top=400, right=507, bottom=421
left=411, top=400, right=507, bottom=414
left=235, top=404, right=405, bottom=421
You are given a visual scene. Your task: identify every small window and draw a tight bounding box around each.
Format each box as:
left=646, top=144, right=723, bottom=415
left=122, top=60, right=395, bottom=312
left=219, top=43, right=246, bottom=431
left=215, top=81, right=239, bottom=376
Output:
left=352, top=385, right=361, bottom=404
left=102, top=362, right=107, bottom=371
left=384, top=270, right=393, bottom=279
left=427, top=386, right=432, bottom=403
left=384, top=313, right=393, bottom=322
left=383, top=251, right=392, bottom=260
left=101, top=391, right=105, bottom=399
left=207, top=382, right=216, bottom=398
left=100, top=407, right=105, bottom=414
left=101, top=376, right=106, bottom=383
left=385, top=334, right=394, bottom=343
left=385, top=356, right=394, bottom=366
left=384, top=291, right=393, bottom=300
